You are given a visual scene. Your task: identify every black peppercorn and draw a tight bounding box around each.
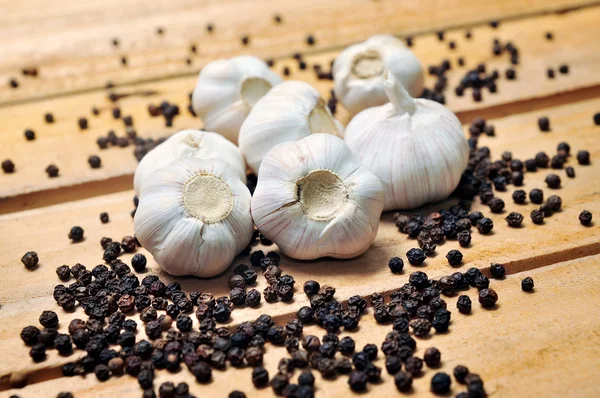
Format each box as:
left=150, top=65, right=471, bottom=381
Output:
left=487, top=197, right=505, bottom=213
left=478, top=288, right=498, bottom=308
left=423, top=347, right=441, bottom=368
left=388, top=257, right=404, bottom=273
left=45, top=164, right=59, bottom=177
left=87, top=155, right=101, bottom=169
left=521, top=277, right=535, bottom=292
left=2, top=159, right=15, bottom=173
left=303, top=280, right=320, bottom=296
left=20, top=325, right=40, bottom=345
left=545, top=173, right=561, bottom=189
left=405, top=356, right=423, bottom=376
left=538, top=117, right=550, bottom=132
left=406, top=248, right=426, bottom=265
left=453, top=365, right=469, bottom=384
left=505, top=212, right=524, bottom=227
left=577, top=150, right=590, bottom=165
left=348, top=370, right=368, bottom=392
left=45, top=112, right=55, bottom=123
left=579, top=210, right=593, bottom=225
left=512, top=189, right=527, bottom=204
left=54, top=333, right=73, bottom=354
left=21, top=251, right=39, bottom=269
left=395, top=371, right=413, bottom=392
left=130, top=253, right=147, bottom=272
left=39, top=310, right=59, bottom=328
left=457, top=230, right=471, bottom=247
left=68, top=226, right=84, bottom=242
left=456, top=295, right=472, bottom=314
left=251, top=366, right=269, bottom=388
left=559, top=64, right=569, bottom=74
left=446, top=250, right=463, bottom=266
left=24, top=129, right=35, bottom=141
left=546, top=195, right=562, bottom=212
left=566, top=166, right=575, bottom=178
left=431, top=372, right=452, bottom=394
left=530, top=209, right=544, bottom=224
left=476, top=217, right=493, bottom=234
left=306, top=35, right=316, bottom=46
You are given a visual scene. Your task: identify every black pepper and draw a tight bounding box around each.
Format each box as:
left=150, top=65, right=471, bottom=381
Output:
left=456, top=295, right=472, bottom=314
left=545, top=173, right=561, bottom=189
left=21, top=251, right=39, bottom=269
left=505, top=212, right=524, bottom=227
left=446, top=250, right=463, bottom=266
left=521, top=277, right=535, bottom=291
left=68, top=226, right=84, bottom=242
left=88, top=155, right=101, bottom=169
left=577, top=150, right=590, bottom=165
left=579, top=210, right=593, bottom=225
left=476, top=217, right=493, bottom=234
left=538, top=117, right=550, bottom=132
left=395, top=371, right=413, bottom=392
left=406, top=248, right=426, bottom=265
left=478, top=288, right=498, bottom=308
left=431, top=372, right=452, bottom=394
left=45, top=164, right=59, bottom=177
left=389, top=257, right=404, bottom=273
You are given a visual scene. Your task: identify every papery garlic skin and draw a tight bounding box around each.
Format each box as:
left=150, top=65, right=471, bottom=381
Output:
left=134, top=157, right=253, bottom=277
left=192, top=56, right=283, bottom=143
left=345, top=71, right=469, bottom=211
left=239, top=81, right=344, bottom=173
left=251, top=133, right=384, bottom=260
left=333, top=35, right=424, bottom=116
left=133, top=129, right=247, bottom=195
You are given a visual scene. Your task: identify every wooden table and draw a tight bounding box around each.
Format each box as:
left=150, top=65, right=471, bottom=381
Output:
left=1, top=1, right=600, bottom=396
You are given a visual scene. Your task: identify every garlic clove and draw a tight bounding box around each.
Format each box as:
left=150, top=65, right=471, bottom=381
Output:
left=192, top=56, right=283, bottom=143
left=333, top=34, right=424, bottom=115
left=251, top=133, right=384, bottom=260
left=344, top=71, right=468, bottom=210
left=133, top=129, right=247, bottom=195
left=239, top=80, right=344, bottom=173
left=134, top=157, right=253, bottom=277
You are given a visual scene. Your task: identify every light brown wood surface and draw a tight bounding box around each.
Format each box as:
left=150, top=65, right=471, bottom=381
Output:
left=1, top=0, right=600, bottom=396
left=1, top=95, right=599, bottom=391
left=2, top=6, right=600, bottom=211
left=4, top=255, right=600, bottom=397
left=1, top=0, right=598, bottom=104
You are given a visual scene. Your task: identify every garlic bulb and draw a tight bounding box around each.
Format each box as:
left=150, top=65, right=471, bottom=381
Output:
left=251, top=133, right=384, bottom=260
left=133, top=129, right=247, bottom=195
left=134, top=157, right=253, bottom=277
left=239, top=81, right=344, bottom=173
left=344, top=71, right=469, bottom=211
left=333, top=35, right=424, bottom=116
left=192, top=56, right=283, bottom=143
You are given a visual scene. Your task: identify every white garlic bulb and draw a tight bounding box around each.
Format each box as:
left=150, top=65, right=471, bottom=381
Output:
left=251, top=133, right=384, bottom=260
left=333, top=35, right=424, bottom=116
left=192, top=55, right=283, bottom=143
left=344, top=71, right=469, bottom=211
left=134, top=157, right=254, bottom=277
left=133, top=129, right=247, bottom=195
left=239, top=81, right=344, bottom=173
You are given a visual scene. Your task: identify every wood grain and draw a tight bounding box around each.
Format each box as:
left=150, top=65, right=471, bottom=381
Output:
left=2, top=6, right=600, bottom=208
left=1, top=95, right=599, bottom=389
left=1, top=0, right=598, bottom=104
left=4, top=255, right=600, bottom=397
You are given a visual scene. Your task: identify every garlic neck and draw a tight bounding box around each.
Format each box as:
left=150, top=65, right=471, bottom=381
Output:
left=183, top=173, right=233, bottom=223
left=351, top=50, right=384, bottom=79
left=382, top=70, right=416, bottom=116
left=308, top=98, right=337, bottom=134
left=295, top=169, right=348, bottom=221
left=240, top=77, right=272, bottom=109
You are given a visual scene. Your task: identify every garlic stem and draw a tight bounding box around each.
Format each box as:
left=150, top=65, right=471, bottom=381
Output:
left=382, top=70, right=416, bottom=116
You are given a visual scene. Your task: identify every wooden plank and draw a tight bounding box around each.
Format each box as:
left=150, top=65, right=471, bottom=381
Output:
left=1, top=95, right=599, bottom=388
left=2, top=6, right=600, bottom=208
left=0, top=0, right=597, bottom=104
left=5, top=254, right=600, bottom=397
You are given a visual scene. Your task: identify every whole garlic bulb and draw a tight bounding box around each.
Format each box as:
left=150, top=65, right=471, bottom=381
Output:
left=251, top=133, right=384, bottom=260
left=192, top=55, right=283, bottom=143
left=239, top=81, right=344, bottom=173
left=333, top=35, right=424, bottom=116
left=344, top=71, right=469, bottom=211
left=133, top=129, right=247, bottom=195
left=134, top=157, right=254, bottom=277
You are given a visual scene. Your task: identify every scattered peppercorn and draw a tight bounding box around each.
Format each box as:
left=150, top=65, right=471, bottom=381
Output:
left=456, top=295, right=472, bottom=314
left=131, top=253, right=147, bottom=272
left=88, top=155, right=102, bottom=169
left=46, top=164, right=59, bottom=177
left=566, top=166, right=575, bottom=178
left=545, top=173, right=561, bottom=189
left=100, top=212, right=109, bottom=224
left=529, top=188, right=544, bottom=204
left=476, top=217, right=494, bottom=234
left=577, top=150, right=590, bottom=165
left=505, top=212, right=524, bottom=227
left=558, top=64, right=569, bottom=74
left=306, top=35, right=316, bottom=46
left=521, top=277, right=535, bottom=292
left=579, top=210, right=593, bottom=225
left=431, top=372, right=452, bottom=394
left=538, top=116, right=550, bottom=132
left=389, top=257, right=404, bottom=273
left=406, top=248, right=426, bottom=265
left=478, top=288, right=498, bottom=308
left=490, top=263, right=505, bottom=279
left=2, top=159, right=15, bottom=173
left=395, top=371, right=413, bottom=392
left=512, top=189, right=527, bottom=204
left=531, top=209, right=545, bottom=224
left=21, top=251, right=39, bottom=269
left=68, top=226, right=84, bottom=242
left=446, top=250, right=463, bottom=266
